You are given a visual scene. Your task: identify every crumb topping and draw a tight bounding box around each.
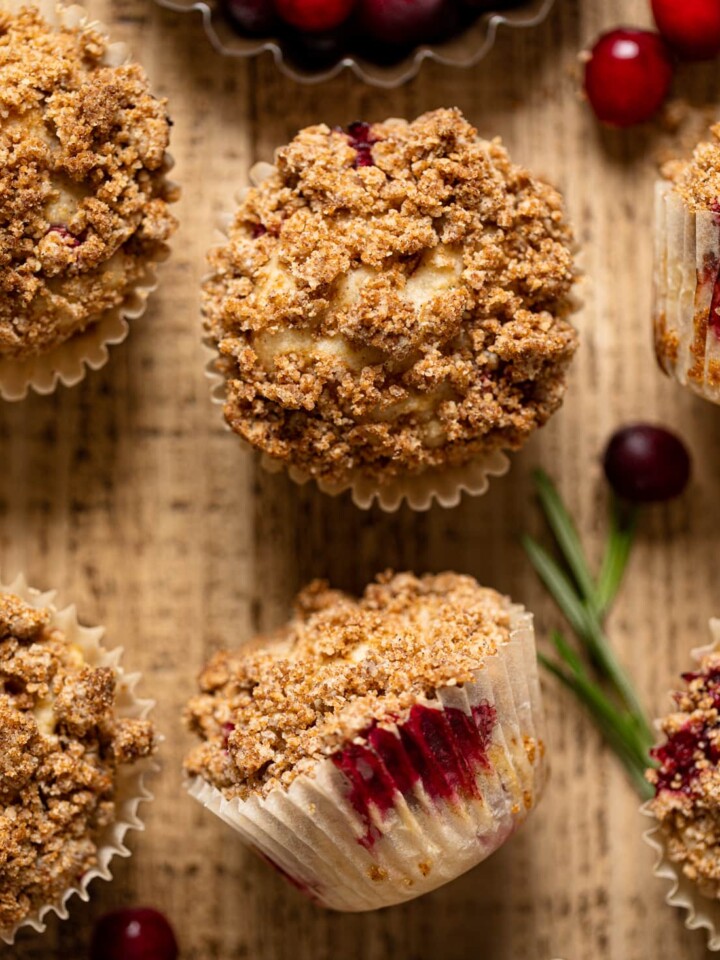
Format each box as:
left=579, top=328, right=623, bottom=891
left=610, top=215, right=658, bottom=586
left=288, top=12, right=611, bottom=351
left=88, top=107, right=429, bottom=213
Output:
left=647, top=652, right=720, bottom=899
left=0, top=7, right=177, bottom=358
left=204, top=108, right=578, bottom=486
left=0, top=593, right=155, bottom=933
left=670, top=121, right=720, bottom=211
left=184, top=571, right=511, bottom=799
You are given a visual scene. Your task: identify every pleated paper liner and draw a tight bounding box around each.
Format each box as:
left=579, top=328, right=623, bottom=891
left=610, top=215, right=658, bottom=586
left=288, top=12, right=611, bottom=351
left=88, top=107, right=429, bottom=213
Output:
left=642, top=619, right=720, bottom=952
left=0, top=0, right=175, bottom=402
left=653, top=180, right=720, bottom=405
left=0, top=574, right=157, bottom=945
left=187, top=603, right=546, bottom=912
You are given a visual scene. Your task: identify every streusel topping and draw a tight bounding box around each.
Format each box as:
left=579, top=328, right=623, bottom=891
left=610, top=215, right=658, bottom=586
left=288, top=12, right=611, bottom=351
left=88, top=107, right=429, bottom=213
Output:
left=0, top=593, right=155, bottom=933
left=204, top=108, right=578, bottom=486
left=184, top=571, right=512, bottom=799
left=669, top=121, right=720, bottom=211
left=0, top=7, right=177, bottom=358
left=647, top=652, right=720, bottom=899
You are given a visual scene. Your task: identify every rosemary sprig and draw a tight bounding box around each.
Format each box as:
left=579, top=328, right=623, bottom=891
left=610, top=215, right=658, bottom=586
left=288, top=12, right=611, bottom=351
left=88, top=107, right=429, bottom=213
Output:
left=524, top=469, right=654, bottom=799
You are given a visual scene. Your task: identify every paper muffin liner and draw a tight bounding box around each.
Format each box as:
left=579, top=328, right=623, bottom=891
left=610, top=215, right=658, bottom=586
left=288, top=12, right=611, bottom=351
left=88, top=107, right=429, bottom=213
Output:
left=205, top=156, right=526, bottom=511
left=642, top=619, right=720, bottom=951
left=0, top=573, right=157, bottom=945
left=0, top=0, right=175, bottom=402
left=187, top=603, right=545, bottom=912
left=653, top=180, right=720, bottom=406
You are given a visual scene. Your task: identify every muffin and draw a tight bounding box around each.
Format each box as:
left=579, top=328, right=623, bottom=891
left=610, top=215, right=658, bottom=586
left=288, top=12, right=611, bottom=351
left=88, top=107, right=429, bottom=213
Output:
left=204, top=108, right=579, bottom=511
left=643, top=619, right=720, bottom=950
left=654, top=124, right=720, bottom=406
left=0, top=576, right=156, bottom=944
left=184, top=571, right=545, bottom=911
left=0, top=0, right=178, bottom=400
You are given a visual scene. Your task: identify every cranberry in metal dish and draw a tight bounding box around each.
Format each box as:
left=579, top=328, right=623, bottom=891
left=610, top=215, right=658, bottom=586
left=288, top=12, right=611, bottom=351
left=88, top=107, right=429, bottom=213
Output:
left=220, top=0, right=278, bottom=33
left=90, top=908, right=179, bottom=960
left=583, top=28, right=674, bottom=127
left=357, top=0, right=455, bottom=46
left=652, top=0, right=720, bottom=61
left=603, top=424, right=691, bottom=503
left=275, top=0, right=356, bottom=32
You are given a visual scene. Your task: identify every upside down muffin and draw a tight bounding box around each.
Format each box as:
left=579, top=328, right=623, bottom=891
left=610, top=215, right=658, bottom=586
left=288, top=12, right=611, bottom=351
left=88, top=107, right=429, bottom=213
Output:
left=185, top=572, right=545, bottom=910
left=0, top=590, right=155, bottom=940
left=0, top=4, right=177, bottom=360
left=204, top=108, right=578, bottom=494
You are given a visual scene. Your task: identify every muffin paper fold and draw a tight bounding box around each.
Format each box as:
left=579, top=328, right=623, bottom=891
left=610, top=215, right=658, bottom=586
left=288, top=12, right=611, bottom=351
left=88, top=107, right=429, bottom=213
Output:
left=642, top=619, right=720, bottom=952
left=653, top=180, right=720, bottom=405
left=0, top=574, right=157, bottom=945
left=187, top=604, right=545, bottom=912
left=0, top=1, right=174, bottom=402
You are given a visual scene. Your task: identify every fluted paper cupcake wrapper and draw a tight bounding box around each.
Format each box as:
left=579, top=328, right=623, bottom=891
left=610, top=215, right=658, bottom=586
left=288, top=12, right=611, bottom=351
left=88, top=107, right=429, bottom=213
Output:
left=653, top=180, right=720, bottom=406
left=0, top=574, right=157, bottom=945
left=0, top=1, right=174, bottom=402
left=187, top=604, right=545, bottom=912
left=641, top=619, right=720, bottom=951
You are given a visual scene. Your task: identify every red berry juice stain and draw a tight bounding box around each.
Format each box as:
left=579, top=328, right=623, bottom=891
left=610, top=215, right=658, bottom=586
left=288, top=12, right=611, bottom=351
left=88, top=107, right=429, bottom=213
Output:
left=332, top=701, right=497, bottom=848
left=346, top=122, right=378, bottom=168
left=652, top=722, right=706, bottom=793
left=47, top=224, right=81, bottom=247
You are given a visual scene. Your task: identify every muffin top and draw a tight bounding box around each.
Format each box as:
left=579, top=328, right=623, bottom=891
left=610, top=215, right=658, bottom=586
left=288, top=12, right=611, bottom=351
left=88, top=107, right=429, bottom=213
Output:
left=0, top=6, right=177, bottom=358
left=669, top=121, right=720, bottom=211
left=204, top=108, right=578, bottom=487
left=185, top=571, right=512, bottom=800
left=647, top=649, right=720, bottom=899
left=0, top=592, right=155, bottom=934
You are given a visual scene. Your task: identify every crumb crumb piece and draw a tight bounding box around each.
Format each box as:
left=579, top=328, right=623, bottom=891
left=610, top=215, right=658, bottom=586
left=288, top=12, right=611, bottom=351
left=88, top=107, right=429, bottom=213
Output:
left=0, top=593, right=155, bottom=934
left=669, top=121, right=720, bottom=211
left=204, top=108, right=578, bottom=486
left=184, top=571, right=511, bottom=800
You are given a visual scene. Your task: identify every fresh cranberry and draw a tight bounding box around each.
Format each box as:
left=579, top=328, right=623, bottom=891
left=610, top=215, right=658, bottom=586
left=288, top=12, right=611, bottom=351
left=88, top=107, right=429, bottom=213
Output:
left=90, top=908, right=179, bottom=960
left=652, top=0, right=720, bottom=61
left=603, top=424, right=691, bottom=503
left=275, top=0, right=355, bottom=32
left=583, top=28, right=674, bottom=127
left=357, top=0, right=455, bottom=46
left=220, top=0, right=278, bottom=34
left=285, top=27, right=348, bottom=70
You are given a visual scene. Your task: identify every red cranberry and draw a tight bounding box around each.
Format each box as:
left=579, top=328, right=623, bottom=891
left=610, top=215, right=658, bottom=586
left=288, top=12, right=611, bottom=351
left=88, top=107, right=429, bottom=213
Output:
left=275, top=0, right=355, bottom=32
left=220, top=0, right=278, bottom=34
left=583, top=28, right=674, bottom=127
left=90, top=908, right=179, bottom=960
left=346, top=121, right=378, bottom=167
left=652, top=0, right=720, bottom=61
left=357, top=0, right=453, bottom=46
left=603, top=424, right=691, bottom=503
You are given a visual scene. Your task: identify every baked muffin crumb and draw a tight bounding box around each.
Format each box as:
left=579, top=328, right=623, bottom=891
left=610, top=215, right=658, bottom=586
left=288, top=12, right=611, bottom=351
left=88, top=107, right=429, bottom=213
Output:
left=185, top=571, right=512, bottom=800
left=648, top=651, right=720, bottom=899
left=0, top=6, right=177, bottom=358
left=0, top=593, right=155, bottom=934
left=670, top=122, right=720, bottom=211
left=204, top=108, right=578, bottom=486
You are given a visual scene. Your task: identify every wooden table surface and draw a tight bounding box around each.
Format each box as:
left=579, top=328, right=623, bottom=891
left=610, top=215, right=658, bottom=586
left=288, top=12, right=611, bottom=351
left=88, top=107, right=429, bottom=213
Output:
left=3, top=0, right=720, bottom=957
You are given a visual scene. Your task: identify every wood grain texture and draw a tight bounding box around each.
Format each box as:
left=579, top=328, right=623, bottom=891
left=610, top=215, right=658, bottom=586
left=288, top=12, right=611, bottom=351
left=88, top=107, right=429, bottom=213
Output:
left=2, top=0, right=720, bottom=957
